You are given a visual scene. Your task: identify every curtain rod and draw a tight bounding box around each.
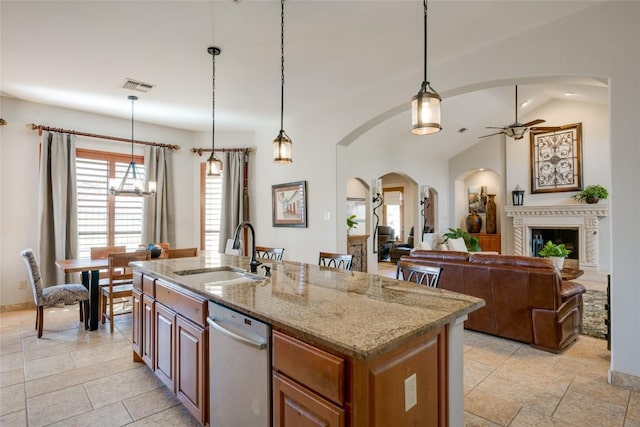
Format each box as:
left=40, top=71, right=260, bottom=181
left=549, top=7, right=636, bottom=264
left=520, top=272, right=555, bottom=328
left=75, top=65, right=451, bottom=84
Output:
left=191, top=147, right=254, bottom=156
left=26, top=123, right=181, bottom=151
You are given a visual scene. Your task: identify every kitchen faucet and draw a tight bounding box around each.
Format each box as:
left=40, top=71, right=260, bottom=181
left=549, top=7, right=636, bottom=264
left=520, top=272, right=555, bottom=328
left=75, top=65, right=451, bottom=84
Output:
left=232, top=221, right=261, bottom=273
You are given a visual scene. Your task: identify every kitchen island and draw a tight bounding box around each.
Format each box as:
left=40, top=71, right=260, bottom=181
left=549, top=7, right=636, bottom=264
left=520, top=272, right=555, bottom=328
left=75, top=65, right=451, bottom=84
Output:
left=131, top=251, right=484, bottom=426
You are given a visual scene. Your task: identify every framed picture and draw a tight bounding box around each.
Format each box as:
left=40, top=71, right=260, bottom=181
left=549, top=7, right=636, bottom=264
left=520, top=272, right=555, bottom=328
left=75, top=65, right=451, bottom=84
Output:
left=530, top=123, right=583, bottom=194
left=346, top=197, right=366, bottom=224
left=272, top=181, right=307, bottom=227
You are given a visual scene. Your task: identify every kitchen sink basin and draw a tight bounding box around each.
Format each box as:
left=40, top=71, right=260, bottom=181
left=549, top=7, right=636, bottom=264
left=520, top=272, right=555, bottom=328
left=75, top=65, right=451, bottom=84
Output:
left=173, top=266, right=266, bottom=285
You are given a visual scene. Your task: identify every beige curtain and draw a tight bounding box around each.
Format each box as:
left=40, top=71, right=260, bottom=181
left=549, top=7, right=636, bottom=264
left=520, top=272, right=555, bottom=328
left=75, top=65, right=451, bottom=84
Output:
left=219, top=151, right=248, bottom=253
left=143, top=146, right=175, bottom=245
left=37, top=131, right=78, bottom=285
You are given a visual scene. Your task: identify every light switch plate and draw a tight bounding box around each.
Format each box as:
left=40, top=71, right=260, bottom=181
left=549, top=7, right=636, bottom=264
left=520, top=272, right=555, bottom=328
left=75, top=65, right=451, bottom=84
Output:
left=404, top=373, right=417, bottom=412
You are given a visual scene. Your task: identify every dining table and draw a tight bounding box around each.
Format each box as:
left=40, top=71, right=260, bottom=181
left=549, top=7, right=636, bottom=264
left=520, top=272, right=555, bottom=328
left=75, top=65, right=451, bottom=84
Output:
left=55, top=257, right=108, bottom=331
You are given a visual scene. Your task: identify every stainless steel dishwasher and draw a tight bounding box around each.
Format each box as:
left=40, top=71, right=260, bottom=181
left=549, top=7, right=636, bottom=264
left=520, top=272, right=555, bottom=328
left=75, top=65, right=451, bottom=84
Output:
left=207, top=301, right=271, bottom=427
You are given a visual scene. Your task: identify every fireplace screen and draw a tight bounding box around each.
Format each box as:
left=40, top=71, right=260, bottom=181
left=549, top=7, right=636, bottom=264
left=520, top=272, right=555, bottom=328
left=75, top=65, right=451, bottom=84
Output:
left=529, top=122, right=583, bottom=193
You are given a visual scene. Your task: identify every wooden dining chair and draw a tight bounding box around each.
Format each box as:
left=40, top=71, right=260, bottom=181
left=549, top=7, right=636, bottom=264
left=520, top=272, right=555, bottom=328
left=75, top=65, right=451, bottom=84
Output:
left=165, top=247, right=198, bottom=259
left=90, top=245, right=126, bottom=284
left=255, top=246, right=285, bottom=261
left=20, top=249, right=89, bottom=337
left=101, top=250, right=151, bottom=333
left=318, top=252, right=354, bottom=271
left=396, top=260, right=442, bottom=288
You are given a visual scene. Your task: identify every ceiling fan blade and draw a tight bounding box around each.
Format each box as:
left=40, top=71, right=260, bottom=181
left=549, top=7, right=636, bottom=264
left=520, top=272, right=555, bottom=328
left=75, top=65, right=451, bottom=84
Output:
left=523, top=119, right=545, bottom=127
left=479, top=131, right=504, bottom=138
left=485, top=126, right=507, bottom=130
left=531, top=126, right=562, bottom=132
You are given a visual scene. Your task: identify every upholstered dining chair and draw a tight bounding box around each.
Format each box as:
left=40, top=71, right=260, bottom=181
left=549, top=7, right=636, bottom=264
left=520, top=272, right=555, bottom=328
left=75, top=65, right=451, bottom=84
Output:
left=318, top=252, right=354, bottom=271
left=165, top=247, right=198, bottom=259
left=396, top=260, right=442, bottom=288
left=20, top=248, right=90, bottom=338
left=101, top=250, right=150, bottom=333
left=255, top=246, right=285, bottom=261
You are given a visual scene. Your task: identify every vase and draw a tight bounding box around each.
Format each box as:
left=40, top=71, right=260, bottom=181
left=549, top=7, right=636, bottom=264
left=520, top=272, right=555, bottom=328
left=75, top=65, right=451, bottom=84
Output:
left=466, top=212, right=482, bottom=233
left=548, top=256, right=565, bottom=270
left=486, top=194, right=497, bottom=234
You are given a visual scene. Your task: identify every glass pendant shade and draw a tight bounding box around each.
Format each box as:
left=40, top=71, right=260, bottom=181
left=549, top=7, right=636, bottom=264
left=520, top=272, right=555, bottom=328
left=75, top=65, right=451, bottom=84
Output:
left=206, top=153, right=222, bottom=176
left=411, top=83, right=442, bottom=135
left=273, top=132, right=292, bottom=164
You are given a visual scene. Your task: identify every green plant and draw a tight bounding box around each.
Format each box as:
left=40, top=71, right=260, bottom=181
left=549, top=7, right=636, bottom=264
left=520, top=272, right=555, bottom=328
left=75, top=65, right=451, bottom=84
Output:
left=574, top=184, right=608, bottom=202
left=538, top=241, right=571, bottom=258
left=347, top=214, right=358, bottom=230
left=442, top=228, right=482, bottom=252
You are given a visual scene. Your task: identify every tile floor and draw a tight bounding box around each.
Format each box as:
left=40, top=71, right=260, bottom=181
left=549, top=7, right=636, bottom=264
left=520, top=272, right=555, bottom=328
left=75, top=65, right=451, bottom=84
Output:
left=2, top=295, right=638, bottom=426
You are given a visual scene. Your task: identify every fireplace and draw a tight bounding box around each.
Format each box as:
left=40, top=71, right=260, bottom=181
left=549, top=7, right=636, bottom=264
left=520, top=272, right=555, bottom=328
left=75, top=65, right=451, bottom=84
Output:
left=504, top=204, right=609, bottom=270
left=531, top=228, right=579, bottom=259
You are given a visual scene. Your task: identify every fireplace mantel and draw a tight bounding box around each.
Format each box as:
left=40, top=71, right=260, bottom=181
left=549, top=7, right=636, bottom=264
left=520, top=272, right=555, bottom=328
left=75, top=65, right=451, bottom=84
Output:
left=504, top=204, right=609, bottom=269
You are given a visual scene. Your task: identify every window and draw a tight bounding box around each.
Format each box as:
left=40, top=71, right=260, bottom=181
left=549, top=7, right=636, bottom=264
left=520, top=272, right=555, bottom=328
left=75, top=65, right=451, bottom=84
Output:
left=76, top=148, right=145, bottom=258
left=200, top=163, right=223, bottom=251
left=383, top=187, right=404, bottom=241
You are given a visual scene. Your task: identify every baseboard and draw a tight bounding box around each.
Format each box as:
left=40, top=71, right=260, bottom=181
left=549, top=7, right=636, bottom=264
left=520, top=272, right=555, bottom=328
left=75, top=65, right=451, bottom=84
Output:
left=610, top=369, right=640, bottom=392
left=0, top=301, right=35, bottom=312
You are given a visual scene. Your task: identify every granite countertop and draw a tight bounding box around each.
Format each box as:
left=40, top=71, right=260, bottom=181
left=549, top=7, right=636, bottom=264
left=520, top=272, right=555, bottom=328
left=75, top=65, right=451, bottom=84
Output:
left=131, top=251, right=484, bottom=360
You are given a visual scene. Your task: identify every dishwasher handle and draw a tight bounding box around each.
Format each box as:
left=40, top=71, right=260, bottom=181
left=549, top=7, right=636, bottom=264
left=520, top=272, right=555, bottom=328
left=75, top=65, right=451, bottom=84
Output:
left=207, top=317, right=267, bottom=350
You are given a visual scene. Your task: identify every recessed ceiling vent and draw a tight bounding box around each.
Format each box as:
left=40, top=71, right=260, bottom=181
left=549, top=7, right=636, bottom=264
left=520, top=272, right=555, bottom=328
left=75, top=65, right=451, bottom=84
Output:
left=122, top=78, right=154, bottom=93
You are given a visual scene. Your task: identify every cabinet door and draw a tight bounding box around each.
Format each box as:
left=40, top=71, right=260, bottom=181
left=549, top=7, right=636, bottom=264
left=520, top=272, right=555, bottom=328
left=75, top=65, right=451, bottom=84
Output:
left=131, top=288, right=143, bottom=360
left=142, top=294, right=155, bottom=369
left=273, top=372, right=345, bottom=427
left=155, top=302, right=176, bottom=392
left=176, top=316, right=206, bottom=425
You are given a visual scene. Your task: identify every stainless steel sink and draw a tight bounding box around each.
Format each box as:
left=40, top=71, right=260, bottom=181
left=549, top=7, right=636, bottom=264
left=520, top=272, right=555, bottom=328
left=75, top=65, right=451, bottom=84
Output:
left=173, top=266, right=266, bottom=285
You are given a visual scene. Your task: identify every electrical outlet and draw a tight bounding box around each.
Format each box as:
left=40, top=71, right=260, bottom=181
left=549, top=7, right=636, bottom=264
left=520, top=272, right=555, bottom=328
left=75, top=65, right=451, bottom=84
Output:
left=18, top=280, right=27, bottom=289
left=404, top=373, right=417, bottom=412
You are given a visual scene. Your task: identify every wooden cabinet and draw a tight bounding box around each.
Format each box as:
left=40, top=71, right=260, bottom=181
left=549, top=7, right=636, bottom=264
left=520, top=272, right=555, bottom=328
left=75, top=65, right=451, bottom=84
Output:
left=142, top=295, right=154, bottom=368
left=131, top=288, right=142, bottom=359
left=176, top=316, right=206, bottom=423
left=273, top=372, right=345, bottom=427
left=471, top=233, right=501, bottom=253
left=132, top=273, right=208, bottom=426
left=347, top=234, right=368, bottom=273
left=155, top=301, right=176, bottom=391
left=273, top=327, right=448, bottom=427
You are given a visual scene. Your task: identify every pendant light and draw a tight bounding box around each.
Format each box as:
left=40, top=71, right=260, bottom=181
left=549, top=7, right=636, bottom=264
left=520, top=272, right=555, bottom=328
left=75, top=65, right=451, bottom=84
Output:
left=207, top=46, right=223, bottom=176
left=273, top=0, right=293, bottom=163
left=411, top=0, right=442, bottom=135
left=108, top=96, right=156, bottom=196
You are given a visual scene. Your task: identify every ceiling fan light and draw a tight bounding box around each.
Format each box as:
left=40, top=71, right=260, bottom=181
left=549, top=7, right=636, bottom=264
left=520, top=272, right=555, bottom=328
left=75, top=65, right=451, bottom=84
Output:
left=411, top=85, right=442, bottom=135
left=511, top=126, right=528, bottom=140
left=273, top=132, right=292, bottom=164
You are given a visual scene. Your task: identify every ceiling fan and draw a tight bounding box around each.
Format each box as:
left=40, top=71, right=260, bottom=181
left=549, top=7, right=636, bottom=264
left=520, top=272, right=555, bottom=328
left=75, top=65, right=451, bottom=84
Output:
left=479, top=85, right=546, bottom=140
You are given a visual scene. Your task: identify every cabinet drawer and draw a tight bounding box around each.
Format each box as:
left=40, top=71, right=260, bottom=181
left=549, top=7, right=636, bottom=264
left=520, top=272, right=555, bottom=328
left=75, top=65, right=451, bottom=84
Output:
left=273, top=331, right=345, bottom=405
left=155, top=279, right=207, bottom=326
left=133, top=271, right=143, bottom=291
left=142, top=274, right=155, bottom=296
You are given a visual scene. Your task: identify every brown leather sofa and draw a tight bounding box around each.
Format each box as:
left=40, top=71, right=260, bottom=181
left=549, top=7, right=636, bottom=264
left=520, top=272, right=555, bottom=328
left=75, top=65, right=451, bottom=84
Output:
left=403, top=250, right=587, bottom=353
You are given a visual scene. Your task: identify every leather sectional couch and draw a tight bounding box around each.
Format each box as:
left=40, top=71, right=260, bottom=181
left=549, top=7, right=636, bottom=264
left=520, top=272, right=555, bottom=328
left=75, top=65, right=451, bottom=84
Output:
left=403, top=250, right=587, bottom=353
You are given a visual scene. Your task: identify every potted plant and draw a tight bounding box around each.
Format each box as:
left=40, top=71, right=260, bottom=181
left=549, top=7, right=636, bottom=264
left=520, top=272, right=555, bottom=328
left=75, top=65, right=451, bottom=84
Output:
left=574, top=184, right=608, bottom=204
left=347, top=214, right=358, bottom=234
left=442, top=228, right=481, bottom=252
left=538, top=240, right=571, bottom=270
